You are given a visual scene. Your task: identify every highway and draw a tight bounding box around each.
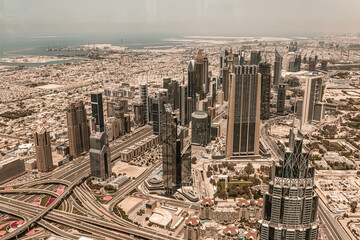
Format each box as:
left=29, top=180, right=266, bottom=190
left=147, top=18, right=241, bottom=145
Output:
left=0, top=127, right=159, bottom=239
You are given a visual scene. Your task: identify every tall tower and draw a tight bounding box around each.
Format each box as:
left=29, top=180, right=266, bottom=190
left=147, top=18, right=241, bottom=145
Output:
left=277, top=84, right=286, bottom=115
left=222, top=67, right=230, bottom=101
left=226, top=65, right=261, bottom=156
left=139, top=83, right=148, bottom=124
left=259, top=63, right=271, bottom=120
left=34, top=127, right=53, bottom=172
left=203, top=56, right=209, bottom=94
left=301, top=77, right=324, bottom=124
left=250, top=50, right=261, bottom=65
left=227, top=48, right=234, bottom=73
left=274, top=49, right=283, bottom=86
left=91, top=93, right=105, bottom=132
left=195, top=49, right=205, bottom=99
left=259, top=129, right=319, bottom=240
left=89, top=132, right=112, bottom=181
left=66, top=101, right=90, bottom=158
left=180, top=82, right=189, bottom=126
left=161, top=104, right=182, bottom=195
left=188, top=60, right=196, bottom=99
left=151, top=89, right=168, bottom=137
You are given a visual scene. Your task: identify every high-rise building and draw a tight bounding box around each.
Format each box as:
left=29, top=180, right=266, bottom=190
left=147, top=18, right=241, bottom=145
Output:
left=226, top=65, right=261, bottom=156
left=184, top=216, right=201, bottom=240
left=151, top=89, right=168, bottom=137
left=91, top=93, right=105, bottom=132
left=299, top=77, right=324, bottom=124
left=188, top=60, right=196, bottom=99
left=34, top=127, right=53, bottom=172
left=259, top=63, right=271, bottom=120
left=274, top=50, right=283, bottom=86
left=89, top=132, right=112, bottom=181
left=277, top=84, right=286, bottom=115
left=191, top=111, right=211, bottom=146
left=209, top=80, right=217, bottom=107
left=139, top=83, right=148, bottom=124
left=134, top=103, right=146, bottom=126
left=161, top=104, right=182, bottom=195
left=259, top=129, right=319, bottom=240
left=180, top=83, right=189, bottom=126
left=195, top=50, right=205, bottom=100
left=222, top=67, right=230, bottom=101
left=66, top=101, right=90, bottom=158
left=250, top=50, right=261, bottom=65
left=181, top=142, right=192, bottom=186
left=289, top=55, right=301, bottom=72
left=203, top=56, right=209, bottom=94
left=227, top=49, right=234, bottom=72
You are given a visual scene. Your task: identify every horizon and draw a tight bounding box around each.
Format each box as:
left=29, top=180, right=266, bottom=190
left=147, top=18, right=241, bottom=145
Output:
left=1, top=0, right=360, bottom=41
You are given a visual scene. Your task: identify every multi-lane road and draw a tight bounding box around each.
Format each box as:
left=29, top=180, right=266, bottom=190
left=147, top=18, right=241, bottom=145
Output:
left=0, top=127, right=177, bottom=240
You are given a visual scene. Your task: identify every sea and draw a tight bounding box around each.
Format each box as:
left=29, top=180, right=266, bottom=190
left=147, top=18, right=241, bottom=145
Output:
left=0, top=34, right=184, bottom=66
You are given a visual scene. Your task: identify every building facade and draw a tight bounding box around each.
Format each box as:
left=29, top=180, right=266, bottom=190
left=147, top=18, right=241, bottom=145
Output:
left=89, top=132, right=112, bottom=181
left=259, top=129, right=319, bottom=240
left=300, top=77, right=324, bottom=123
left=191, top=111, right=211, bottom=146
left=91, top=93, right=105, bottom=132
left=274, top=50, right=283, bottom=86
left=139, top=83, right=148, bottom=123
left=161, top=104, right=182, bottom=195
left=259, top=63, right=271, bottom=120
left=34, top=127, right=53, bottom=172
left=66, top=101, right=90, bottom=158
left=277, top=84, right=286, bottom=115
left=226, top=65, right=261, bottom=156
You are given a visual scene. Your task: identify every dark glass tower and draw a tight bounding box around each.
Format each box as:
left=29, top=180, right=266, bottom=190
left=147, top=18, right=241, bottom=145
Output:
left=259, top=129, right=319, bottom=240
left=161, top=104, right=182, bottom=195
left=250, top=50, right=261, bottom=65
left=91, top=93, right=105, bottom=132
left=277, top=84, right=286, bottom=115
left=259, top=63, right=271, bottom=120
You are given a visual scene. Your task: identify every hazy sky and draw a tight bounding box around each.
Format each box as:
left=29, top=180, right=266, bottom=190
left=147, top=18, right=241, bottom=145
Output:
left=1, top=0, right=360, bottom=39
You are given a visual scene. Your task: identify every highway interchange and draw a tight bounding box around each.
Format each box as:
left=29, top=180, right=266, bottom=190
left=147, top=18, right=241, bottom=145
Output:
left=0, top=116, right=354, bottom=239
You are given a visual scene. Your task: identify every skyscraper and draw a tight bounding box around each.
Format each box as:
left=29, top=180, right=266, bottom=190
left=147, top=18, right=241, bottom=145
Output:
left=195, top=49, right=205, bottom=99
left=34, top=127, right=53, bottom=172
left=226, top=65, right=261, bottom=156
left=180, top=82, right=189, bottom=126
left=222, top=67, right=230, bottom=101
left=250, top=50, right=261, bottom=65
left=89, top=132, right=112, bottom=181
left=139, top=83, right=148, bottom=124
left=227, top=48, right=234, bottom=72
left=277, top=84, right=286, bottom=115
left=67, top=101, right=90, bottom=158
left=259, top=129, right=319, bottom=240
left=91, top=93, right=105, bottom=132
left=161, top=104, right=182, bottom=195
left=151, top=89, right=168, bottom=137
left=191, top=111, right=211, bottom=146
left=188, top=60, right=196, bottom=100
left=203, top=56, right=209, bottom=94
left=259, top=63, right=271, bottom=120
left=298, top=77, right=324, bottom=124
left=274, top=50, right=283, bottom=86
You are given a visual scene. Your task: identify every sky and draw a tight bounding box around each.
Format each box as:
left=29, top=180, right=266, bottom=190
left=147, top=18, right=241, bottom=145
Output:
left=1, top=0, right=360, bottom=39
